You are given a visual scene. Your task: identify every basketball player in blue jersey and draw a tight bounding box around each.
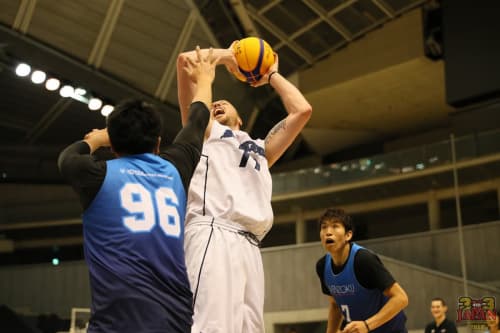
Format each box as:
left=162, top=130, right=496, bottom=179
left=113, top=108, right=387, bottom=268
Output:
left=58, top=47, right=218, bottom=333
left=177, top=46, right=312, bottom=333
left=316, top=208, right=409, bottom=333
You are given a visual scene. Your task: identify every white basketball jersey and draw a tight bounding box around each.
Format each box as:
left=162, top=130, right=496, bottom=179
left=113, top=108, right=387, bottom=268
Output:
left=185, top=121, right=273, bottom=238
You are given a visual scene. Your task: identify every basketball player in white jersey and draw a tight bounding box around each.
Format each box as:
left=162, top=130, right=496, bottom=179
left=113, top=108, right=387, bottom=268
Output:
left=177, top=45, right=312, bottom=333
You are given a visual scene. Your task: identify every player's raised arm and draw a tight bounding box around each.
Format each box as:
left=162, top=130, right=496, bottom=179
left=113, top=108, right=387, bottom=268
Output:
left=177, top=46, right=237, bottom=127
left=257, top=54, right=312, bottom=167
left=183, top=47, right=219, bottom=110
left=83, top=128, right=111, bottom=154
left=172, top=46, right=218, bottom=148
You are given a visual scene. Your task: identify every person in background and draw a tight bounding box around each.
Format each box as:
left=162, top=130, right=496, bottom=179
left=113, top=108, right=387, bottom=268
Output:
left=424, top=298, right=457, bottom=333
left=316, top=208, right=409, bottom=333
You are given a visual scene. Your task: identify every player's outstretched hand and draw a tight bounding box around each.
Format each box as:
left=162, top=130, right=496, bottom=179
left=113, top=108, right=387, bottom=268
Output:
left=251, top=52, right=279, bottom=88
left=184, top=46, right=220, bottom=84
left=188, top=46, right=220, bottom=109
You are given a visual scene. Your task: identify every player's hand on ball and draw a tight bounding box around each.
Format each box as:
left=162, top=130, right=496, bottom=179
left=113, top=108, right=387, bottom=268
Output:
left=230, top=37, right=275, bottom=84
left=224, top=41, right=240, bottom=75
left=251, top=52, right=279, bottom=88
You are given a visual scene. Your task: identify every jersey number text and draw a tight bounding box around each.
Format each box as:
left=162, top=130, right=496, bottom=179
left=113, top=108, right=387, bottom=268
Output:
left=120, top=183, right=181, bottom=238
left=341, top=304, right=352, bottom=322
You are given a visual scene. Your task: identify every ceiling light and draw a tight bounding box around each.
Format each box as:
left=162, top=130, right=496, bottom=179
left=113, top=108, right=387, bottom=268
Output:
left=88, top=98, right=102, bottom=111
left=416, top=163, right=425, bottom=170
left=71, top=94, right=87, bottom=103
left=15, top=63, right=31, bottom=77
left=101, top=105, right=114, bottom=116
left=71, top=88, right=89, bottom=103
left=59, top=85, right=74, bottom=98
left=74, top=87, right=86, bottom=95
left=45, top=78, right=61, bottom=91
left=31, top=70, right=46, bottom=84
left=31, top=70, right=47, bottom=84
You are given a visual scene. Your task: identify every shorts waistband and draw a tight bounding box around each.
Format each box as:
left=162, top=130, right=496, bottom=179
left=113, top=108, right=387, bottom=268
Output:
left=186, top=216, right=261, bottom=247
left=186, top=216, right=245, bottom=231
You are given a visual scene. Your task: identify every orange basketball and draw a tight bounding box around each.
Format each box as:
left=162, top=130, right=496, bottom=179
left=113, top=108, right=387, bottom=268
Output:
left=231, top=37, right=275, bottom=84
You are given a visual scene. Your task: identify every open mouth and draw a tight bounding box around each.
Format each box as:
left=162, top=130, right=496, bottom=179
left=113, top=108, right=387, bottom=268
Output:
left=213, top=107, right=225, bottom=117
left=326, top=239, right=335, bottom=244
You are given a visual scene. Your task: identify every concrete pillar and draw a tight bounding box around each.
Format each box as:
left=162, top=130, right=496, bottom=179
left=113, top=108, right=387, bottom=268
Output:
left=293, top=207, right=306, bottom=244
left=427, top=190, right=440, bottom=230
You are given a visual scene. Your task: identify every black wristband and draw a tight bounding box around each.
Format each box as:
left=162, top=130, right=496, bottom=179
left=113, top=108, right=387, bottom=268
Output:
left=268, top=71, right=278, bottom=85
left=364, top=321, right=370, bottom=332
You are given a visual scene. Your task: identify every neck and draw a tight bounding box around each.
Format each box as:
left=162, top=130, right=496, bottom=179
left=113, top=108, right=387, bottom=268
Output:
left=435, top=315, right=446, bottom=326
left=115, top=150, right=155, bottom=157
left=331, top=242, right=351, bottom=266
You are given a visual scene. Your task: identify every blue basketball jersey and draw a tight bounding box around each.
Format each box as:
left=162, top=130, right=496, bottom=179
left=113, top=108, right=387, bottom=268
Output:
left=324, top=243, right=407, bottom=333
left=83, top=153, right=192, bottom=333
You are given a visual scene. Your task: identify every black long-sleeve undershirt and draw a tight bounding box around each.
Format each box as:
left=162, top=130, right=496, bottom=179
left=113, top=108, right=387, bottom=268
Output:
left=58, top=101, right=209, bottom=210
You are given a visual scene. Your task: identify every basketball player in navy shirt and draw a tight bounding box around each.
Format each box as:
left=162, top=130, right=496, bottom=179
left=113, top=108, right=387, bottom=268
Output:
left=58, top=47, right=218, bottom=333
left=316, top=208, right=409, bottom=333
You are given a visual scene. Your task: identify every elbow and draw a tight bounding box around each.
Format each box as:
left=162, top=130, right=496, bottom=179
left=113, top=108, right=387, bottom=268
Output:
left=400, top=292, right=409, bottom=310
left=57, top=155, right=70, bottom=180
left=57, top=150, right=67, bottom=174
left=300, top=103, right=313, bottom=121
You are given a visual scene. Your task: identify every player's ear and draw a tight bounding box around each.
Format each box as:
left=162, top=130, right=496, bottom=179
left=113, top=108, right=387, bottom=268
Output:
left=345, top=230, right=353, bottom=242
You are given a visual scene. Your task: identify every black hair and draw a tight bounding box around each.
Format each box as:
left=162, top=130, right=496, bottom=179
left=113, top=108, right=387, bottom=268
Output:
left=106, top=99, right=162, bottom=155
left=431, top=297, right=446, bottom=306
left=318, top=208, right=354, bottom=235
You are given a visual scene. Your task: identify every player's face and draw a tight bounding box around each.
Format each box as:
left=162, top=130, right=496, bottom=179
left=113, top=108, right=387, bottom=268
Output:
left=212, top=100, right=242, bottom=130
left=430, top=300, right=447, bottom=319
left=320, top=219, right=352, bottom=253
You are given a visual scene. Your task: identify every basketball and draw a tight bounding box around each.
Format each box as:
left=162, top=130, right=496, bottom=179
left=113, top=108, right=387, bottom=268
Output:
left=231, top=37, right=275, bottom=84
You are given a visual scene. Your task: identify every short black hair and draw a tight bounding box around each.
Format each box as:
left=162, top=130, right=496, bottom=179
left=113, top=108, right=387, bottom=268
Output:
left=431, top=297, right=446, bottom=306
left=106, top=99, right=162, bottom=155
left=318, top=208, right=354, bottom=234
